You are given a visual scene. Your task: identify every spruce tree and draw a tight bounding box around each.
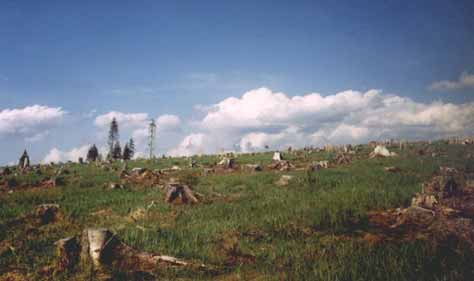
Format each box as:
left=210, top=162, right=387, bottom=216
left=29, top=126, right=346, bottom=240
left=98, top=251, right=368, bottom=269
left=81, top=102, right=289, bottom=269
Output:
left=112, top=141, right=122, bottom=160
left=122, top=143, right=131, bottom=160
left=86, top=144, right=99, bottom=162
left=128, top=138, right=135, bottom=159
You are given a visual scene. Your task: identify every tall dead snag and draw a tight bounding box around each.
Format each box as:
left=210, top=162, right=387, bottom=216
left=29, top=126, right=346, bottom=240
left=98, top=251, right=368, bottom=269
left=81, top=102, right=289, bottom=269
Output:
left=165, top=183, right=199, bottom=204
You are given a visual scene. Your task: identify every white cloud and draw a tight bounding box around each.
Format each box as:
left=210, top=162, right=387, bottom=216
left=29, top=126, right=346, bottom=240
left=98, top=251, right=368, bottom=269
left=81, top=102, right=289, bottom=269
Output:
left=156, top=114, right=181, bottom=131
left=42, top=145, right=90, bottom=164
left=168, top=87, right=474, bottom=156
left=25, top=131, right=50, bottom=143
left=199, top=88, right=383, bottom=131
left=0, top=105, right=65, bottom=140
left=94, top=111, right=149, bottom=129
left=95, top=112, right=181, bottom=132
left=429, top=72, right=474, bottom=91
left=167, top=133, right=207, bottom=157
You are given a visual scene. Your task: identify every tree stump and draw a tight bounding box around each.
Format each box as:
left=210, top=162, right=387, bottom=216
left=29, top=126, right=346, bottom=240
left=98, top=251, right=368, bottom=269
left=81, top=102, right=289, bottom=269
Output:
left=165, top=183, right=199, bottom=204
left=56, top=237, right=80, bottom=272
left=34, top=204, right=61, bottom=224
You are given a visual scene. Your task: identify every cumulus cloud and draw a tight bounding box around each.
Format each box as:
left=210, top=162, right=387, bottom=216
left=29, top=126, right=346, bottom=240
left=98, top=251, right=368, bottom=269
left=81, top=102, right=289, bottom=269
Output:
left=429, top=72, right=474, bottom=91
left=169, top=87, right=474, bottom=156
left=156, top=114, right=181, bottom=131
left=42, top=145, right=90, bottom=164
left=95, top=111, right=181, bottom=132
left=0, top=105, right=65, bottom=140
left=94, top=111, right=149, bottom=129
left=25, top=131, right=51, bottom=143
left=168, top=133, right=207, bottom=156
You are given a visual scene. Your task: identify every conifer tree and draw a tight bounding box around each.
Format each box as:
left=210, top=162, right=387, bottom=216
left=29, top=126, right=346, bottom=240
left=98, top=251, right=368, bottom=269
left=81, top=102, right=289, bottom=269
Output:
left=86, top=144, right=99, bottom=162
left=122, top=143, right=132, bottom=160
left=112, top=141, right=122, bottom=160
left=128, top=138, right=135, bottom=159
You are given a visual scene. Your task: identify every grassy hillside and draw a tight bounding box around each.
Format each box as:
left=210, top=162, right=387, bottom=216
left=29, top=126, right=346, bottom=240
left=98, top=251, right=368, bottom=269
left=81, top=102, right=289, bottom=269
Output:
left=1, top=142, right=473, bottom=280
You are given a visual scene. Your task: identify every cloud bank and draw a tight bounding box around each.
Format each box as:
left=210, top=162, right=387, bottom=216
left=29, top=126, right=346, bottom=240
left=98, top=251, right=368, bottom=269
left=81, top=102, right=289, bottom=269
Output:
left=42, top=145, right=90, bottom=164
left=429, top=72, right=474, bottom=91
left=36, top=87, right=474, bottom=161
left=0, top=105, right=65, bottom=141
left=170, top=87, right=474, bottom=155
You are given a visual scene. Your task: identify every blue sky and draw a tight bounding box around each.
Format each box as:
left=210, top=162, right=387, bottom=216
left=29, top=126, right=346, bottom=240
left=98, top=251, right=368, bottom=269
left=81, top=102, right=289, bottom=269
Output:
left=0, top=0, right=473, bottom=164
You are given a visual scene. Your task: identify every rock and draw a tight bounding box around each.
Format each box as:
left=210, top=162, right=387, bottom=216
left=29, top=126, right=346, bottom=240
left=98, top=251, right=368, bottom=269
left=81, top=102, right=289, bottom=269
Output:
left=276, top=175, right=293, bottom=186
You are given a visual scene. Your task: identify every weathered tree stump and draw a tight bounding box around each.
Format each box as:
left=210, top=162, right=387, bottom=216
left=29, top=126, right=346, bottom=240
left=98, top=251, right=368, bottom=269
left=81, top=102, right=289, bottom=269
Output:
left=333, top=153, right=352, bottom=165
left=165, top=183, right=199, bottom=204
left=56, top=237, right=80, bottom=272
left=34, top=204, right=61, bottom=224
left=76, top=228, right=197, bottom=276
left=217, top=157, right=236, bottom=169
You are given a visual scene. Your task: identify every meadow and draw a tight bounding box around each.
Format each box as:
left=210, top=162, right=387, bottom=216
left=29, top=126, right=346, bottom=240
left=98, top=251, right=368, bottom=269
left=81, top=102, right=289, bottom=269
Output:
left=0, top=142, right=473, bottom=280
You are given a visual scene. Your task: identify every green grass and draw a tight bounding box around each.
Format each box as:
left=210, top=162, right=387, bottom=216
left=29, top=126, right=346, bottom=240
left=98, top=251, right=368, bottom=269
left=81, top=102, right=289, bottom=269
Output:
left=0, top=143, right=473, bottom=280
